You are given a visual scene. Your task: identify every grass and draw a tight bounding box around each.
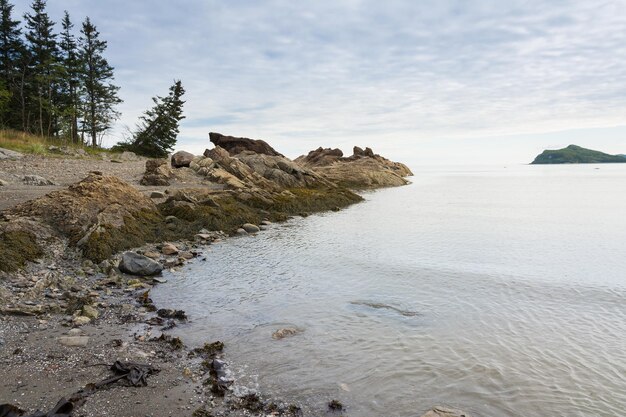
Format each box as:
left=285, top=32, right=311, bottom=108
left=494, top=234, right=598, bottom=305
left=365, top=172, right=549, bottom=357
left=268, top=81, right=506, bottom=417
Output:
left=0, top=129, right=115, bottom=157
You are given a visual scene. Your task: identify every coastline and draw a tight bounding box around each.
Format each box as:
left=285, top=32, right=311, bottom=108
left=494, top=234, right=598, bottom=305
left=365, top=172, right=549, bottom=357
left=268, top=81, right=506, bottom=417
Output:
left=1, top=141, right=470, bottom=416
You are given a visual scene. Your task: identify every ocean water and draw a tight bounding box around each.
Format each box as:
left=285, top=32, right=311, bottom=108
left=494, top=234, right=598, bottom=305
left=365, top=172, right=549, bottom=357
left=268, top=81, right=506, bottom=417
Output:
left=153, top=164, right=626, bottom=417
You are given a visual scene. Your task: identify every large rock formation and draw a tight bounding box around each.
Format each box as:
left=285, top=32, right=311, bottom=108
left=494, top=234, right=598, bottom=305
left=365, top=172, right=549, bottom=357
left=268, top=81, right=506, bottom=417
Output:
left=296, top=146, right=413, bottom=188
left=6, top=172, right=161, bottom=261
left=209, top=132, right=283, bottom=157
left=140, top=159, right=172, bottom=186
left=190, top=146, right=325, bottom=192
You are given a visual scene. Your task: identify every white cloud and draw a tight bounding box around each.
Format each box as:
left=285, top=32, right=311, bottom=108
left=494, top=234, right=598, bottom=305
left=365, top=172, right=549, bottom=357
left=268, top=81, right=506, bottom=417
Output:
left=12, top=0, right=626, bottom=163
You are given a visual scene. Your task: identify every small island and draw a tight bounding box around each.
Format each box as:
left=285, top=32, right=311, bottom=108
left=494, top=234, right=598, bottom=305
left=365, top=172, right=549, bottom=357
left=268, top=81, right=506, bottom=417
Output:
left=531, top=145, right=626, bottom=164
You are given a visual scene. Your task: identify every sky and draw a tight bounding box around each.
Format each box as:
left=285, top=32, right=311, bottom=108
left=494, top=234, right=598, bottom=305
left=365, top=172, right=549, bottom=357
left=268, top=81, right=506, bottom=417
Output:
left=12, top=0, right=626, bottom=165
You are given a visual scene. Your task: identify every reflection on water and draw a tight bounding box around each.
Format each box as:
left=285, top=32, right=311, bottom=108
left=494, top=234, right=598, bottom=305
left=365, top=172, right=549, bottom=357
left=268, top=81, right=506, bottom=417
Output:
left=153, top=165, right=626, bottom=417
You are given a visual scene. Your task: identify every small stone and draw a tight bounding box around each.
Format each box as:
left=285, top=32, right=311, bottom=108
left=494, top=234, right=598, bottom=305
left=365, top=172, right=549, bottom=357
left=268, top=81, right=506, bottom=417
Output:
left=182, top=367, right=193, bottom=378
left=58, top=336, right=90, bottom=347
left=68, top=328, right=83, bottom=336
left=22, top=174, right=54, bottom=186
left=260, top=220, right=272, bottom=225
left=72, top=316, right=91, bottom=326
left=179, top=251, right=194, bottom=260
left=82, top=305, right=99, bottom=319
left=153, top=277, right=167, bottom=284
left=165, top=215, right=178, bottom=223
left=242, top=223, right=260, bottom=233
left=150, top=191, right=166, bottom=199
left=144, top=251, right=161, bottom=259
left=236, top=228, right=247, bottom=236
left=162, top=243, right=179, bottom=255
left=0, top=179, right=6, bottom=186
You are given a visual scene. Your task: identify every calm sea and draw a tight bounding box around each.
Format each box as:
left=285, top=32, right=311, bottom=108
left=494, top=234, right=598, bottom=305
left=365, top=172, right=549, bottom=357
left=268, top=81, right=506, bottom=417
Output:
left=153, top=164, right=626, bottom=417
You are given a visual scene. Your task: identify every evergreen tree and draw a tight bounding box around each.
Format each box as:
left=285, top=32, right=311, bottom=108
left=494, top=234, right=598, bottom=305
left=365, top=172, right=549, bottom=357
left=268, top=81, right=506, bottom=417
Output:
left=0, top=0, right=24, bottom=127
left=24, top=0, right=60, bottom=136
left=78, top=17, right=120, bottom=147
left=114, top=80, right=185, bottom=157
left=59, top=11, right=80, bottom=142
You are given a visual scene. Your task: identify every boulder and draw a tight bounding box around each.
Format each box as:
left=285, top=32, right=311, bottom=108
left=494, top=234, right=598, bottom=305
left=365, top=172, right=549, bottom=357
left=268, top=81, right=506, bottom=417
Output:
left=209, top=132, right=283, bottom=157
left=22, top=175, right=54, bottom=186
left=171, top=150, right=195, bottom=168
left=242, top=223, right=260, bottom=233
left=353, top=146, right=375, bottom=158
left=236, top=228, right=247, bottom=236
left=419, top=406, right=472, bottom=417
left=119, top=251, right=163, bottom=276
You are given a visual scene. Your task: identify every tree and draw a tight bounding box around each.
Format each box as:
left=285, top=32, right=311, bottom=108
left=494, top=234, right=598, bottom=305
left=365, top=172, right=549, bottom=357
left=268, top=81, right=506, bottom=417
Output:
left=78, top=17, right=120, bottom=147
left=0, top=0, right=23, bottom=127
left=114, top=80, right=185, bottom=157
left=24, top=0, right=60, bottom=137
left=59, top=11, right=80, bottom=142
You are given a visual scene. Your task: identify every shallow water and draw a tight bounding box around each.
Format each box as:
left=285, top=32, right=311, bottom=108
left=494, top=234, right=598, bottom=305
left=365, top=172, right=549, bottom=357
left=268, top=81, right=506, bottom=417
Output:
left=153, top=164, right=626, bottom=417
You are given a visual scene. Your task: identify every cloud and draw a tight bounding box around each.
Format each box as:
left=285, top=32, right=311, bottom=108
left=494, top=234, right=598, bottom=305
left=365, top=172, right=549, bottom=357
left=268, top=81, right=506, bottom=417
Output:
left=12, top=0, right=626, bottom=162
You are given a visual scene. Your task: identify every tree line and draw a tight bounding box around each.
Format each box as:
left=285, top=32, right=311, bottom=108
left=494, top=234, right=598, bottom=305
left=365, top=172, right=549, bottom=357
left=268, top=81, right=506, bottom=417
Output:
left=0, top=0, right=186, bottom=158
left=0, top=0, right=122, bottom=147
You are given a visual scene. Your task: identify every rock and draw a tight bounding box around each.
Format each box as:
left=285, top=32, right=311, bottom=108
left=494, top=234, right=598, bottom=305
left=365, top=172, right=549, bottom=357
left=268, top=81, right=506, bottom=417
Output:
left=171, top=150, right=195, bottom=168
left=295, top=147, right=343, bottom=166
left=165, top=215, right=177, bottom=223
left=150, top=191, right=166, bottom=199
left=0, top=179, right=6, bottom=186
left=195, top=233, right=213, bottom=241
left=82, top=305, right=99, bottom=319
left=72, top=316, right=91, bottom=326
left=153, top=277, right=167, bottom=284
left=209, top=132, right=283, bottom=156
left=0, top=147, right=22, bottom=160
left=295, top=145, right=413, bottom=189
left=22, top=175, right=54, bottom=186
left=260, top=220, right=272, bottom=225
left=236, top=228, right=247, bottom=236
left=242, top=223, right=260, bottom=233
left=179, top=251, right=194, bottom=260
left=140, top=159, right=171, bottom=186
left=419, top=406, right=472, bottom=417
left=143, top=251, right=161, bottom=259
left=161, top=243, right=179, bottom=255
left=58, top=335, right=90, bottom=347
left=328, top=400, right=343, bottom=411
left=157, top=308, right=187, bottom=320
left=119, top=252, right=163, bottom=276
left=272, top=328, right=300, bottom=340
left=68, top=328, right=83, bottom=336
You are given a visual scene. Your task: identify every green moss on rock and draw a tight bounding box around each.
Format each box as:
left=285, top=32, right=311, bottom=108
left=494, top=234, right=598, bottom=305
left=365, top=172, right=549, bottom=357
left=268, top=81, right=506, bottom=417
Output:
left=0, top=230, right=44, bottom=272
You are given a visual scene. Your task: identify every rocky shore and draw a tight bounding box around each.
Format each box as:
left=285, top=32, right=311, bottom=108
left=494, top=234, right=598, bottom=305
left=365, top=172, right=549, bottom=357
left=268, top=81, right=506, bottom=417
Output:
left=0, top=134, right=467, bottom=416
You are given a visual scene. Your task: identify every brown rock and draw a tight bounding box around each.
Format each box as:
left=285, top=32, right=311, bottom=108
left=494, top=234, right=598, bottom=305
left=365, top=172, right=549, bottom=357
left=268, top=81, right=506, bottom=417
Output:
left=140, top=159, right=171, bottom=186
left=209, top=132, right=283, bottom=157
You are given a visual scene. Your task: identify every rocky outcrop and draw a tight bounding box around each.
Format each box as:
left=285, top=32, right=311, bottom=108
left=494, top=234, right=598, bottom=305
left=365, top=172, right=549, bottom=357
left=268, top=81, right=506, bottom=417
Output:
left=190, top=146, right=325, bottom=192
left=140, top=159, right=172, bottom=186
left=209, top=132, right=283, bottom=157
left=296, top=146, right=413, bottom=188
left=7, top=172, right=160, bottom=262
left=22, top=175, right=54, bottom=186
left=171, top=151, right=195, bottom=168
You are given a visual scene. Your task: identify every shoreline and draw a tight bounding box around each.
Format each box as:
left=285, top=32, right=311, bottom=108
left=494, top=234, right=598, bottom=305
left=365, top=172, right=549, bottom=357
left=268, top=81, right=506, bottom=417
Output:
left=0, top=143, right=465, bottom=416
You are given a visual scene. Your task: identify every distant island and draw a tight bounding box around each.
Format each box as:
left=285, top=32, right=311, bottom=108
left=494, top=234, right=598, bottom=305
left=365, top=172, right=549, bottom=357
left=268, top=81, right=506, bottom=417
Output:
left=531, top=145, right=626, bottom=164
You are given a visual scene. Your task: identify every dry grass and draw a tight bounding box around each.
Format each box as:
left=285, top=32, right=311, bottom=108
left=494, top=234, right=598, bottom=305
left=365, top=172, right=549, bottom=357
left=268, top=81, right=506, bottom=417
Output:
left=0, top=129, right=112, bottom=156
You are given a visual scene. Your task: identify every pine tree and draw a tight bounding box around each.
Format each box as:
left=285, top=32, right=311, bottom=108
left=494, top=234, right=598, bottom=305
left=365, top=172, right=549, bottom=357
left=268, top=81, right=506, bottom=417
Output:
left=0, top=0, right=24, bottom=127
left=24, top=0, right=60, bottom=137
left=114, top=80, right=185, bottom=157
left=59, top=11, right=80, bottom=142
left=78, top=17, right=121, bottom=147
